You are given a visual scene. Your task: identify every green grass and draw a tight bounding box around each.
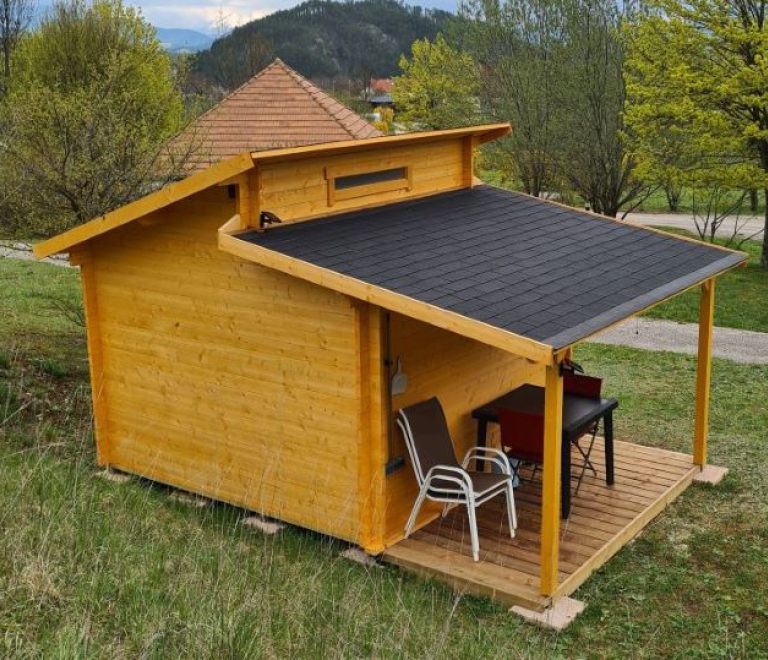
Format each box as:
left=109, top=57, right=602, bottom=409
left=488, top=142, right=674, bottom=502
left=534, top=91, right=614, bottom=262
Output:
left=643, top=230, right=768, bottom=332
left=2, top=258, right=768, bottom=657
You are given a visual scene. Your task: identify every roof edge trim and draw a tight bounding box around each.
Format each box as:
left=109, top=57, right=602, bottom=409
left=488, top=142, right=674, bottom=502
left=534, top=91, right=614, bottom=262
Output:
left=249, top=123, right=511, bottom=164
left=217, top=226, right=554, bottom=364
left=546, top=251, right=747, bottom=349
left=34, top=151, right=255, bottom=259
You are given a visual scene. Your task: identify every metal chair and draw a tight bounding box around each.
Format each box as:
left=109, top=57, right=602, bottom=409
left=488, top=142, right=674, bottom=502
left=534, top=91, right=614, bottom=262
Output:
left=397, top=397, right=517, bottom=562
left=564, top=372, right=603, bottom=493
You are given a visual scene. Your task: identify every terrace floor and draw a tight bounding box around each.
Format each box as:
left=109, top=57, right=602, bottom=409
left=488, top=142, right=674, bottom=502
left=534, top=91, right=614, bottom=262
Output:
left=383, top=440, right=698, bottom=611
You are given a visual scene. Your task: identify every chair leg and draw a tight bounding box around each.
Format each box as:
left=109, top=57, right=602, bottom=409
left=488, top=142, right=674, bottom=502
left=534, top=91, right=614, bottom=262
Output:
left=405, top=485, right=428, bottom=539
left=505, top=483, right=517, bottom=538
left=441, top=502, right=452, bottom=518
left=573, top=433, right=598, bottom=495
left=466, top=502, right=480, bottom=562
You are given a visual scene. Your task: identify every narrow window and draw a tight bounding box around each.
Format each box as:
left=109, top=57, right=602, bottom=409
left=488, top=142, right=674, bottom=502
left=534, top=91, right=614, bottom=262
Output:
left=334, top=167, right=408, bottom=191
left=326, top=164, right=411, bottom=205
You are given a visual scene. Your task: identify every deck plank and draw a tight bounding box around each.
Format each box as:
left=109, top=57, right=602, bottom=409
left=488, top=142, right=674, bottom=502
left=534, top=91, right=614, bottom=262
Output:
left=382, top=441, right=697, bottom=609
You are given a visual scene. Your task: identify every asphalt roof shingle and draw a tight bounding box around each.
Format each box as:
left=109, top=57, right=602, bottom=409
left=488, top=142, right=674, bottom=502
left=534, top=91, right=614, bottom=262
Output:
left=237, top=186, right=745, bottom=349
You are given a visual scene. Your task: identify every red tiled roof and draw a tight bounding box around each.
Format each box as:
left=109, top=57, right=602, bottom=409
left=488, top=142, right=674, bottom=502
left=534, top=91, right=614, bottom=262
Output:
left=370, top=78, right=394, bottom=93
left=180, top=59, right=383, bottom=171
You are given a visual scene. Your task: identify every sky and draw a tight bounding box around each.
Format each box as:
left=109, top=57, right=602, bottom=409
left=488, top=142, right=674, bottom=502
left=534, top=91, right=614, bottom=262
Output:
left=125, top=0, right=457, bottom=33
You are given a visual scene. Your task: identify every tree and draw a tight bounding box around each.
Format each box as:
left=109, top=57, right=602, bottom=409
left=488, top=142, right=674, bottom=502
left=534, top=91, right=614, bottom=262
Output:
left=199, top=29, right=274, bottom=91
left=392, top=34, right=479, bottom=130
left=558, top=0, right=651, bottom=217
left=0, top=0, right=33, bottom=81
left=1, top=0, right=192, bottom=234
left=625, top=0, right=768, bottom=267
left=459, top=0, right=569, bottom=197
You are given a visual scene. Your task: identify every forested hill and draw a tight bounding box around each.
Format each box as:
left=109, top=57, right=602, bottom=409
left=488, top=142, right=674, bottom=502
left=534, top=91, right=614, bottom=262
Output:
left=192, top=0, right=452, bottom=88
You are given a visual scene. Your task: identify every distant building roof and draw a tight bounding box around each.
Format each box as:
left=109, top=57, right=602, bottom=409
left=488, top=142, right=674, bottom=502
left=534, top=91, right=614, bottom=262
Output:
left=370, top=78, right=394, bottom=94
left=181, top=59, right=383, bottom=171
left=370, top=94, right=394, bottom=105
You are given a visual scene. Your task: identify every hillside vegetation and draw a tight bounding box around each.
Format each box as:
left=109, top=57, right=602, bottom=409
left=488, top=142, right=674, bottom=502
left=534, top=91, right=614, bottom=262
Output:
left=192, top=0, right=451, bottom=89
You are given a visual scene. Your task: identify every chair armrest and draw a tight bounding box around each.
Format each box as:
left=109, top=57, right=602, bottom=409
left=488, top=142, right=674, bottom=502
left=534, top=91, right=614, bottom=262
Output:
left=462, top=447, right=513, bottom=476
left=423, top=465, right=473, bottom=492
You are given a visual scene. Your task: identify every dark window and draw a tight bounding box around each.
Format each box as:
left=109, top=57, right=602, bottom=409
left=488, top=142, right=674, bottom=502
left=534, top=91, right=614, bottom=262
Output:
left=334, top=167, right=408, bottom=191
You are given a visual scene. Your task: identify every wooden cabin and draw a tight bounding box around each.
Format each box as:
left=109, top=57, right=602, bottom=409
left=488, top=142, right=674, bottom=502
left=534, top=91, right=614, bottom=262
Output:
left=34, top=124, right=746, bottom=613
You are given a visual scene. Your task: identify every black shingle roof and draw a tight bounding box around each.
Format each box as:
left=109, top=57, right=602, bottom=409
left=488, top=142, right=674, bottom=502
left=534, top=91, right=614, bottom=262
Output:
left=238, top=186, right=745, bottom=349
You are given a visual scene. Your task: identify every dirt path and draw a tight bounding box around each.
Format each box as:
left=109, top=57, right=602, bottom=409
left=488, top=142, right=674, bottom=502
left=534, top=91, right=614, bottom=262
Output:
left=589, top=318, right=768, bottom=365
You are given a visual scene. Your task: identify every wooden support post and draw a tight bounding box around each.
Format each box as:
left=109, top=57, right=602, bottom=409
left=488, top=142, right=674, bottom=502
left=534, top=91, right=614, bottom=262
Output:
left=78, top=248, right=111, bottom=466
left=357, top=303, right=387, bottom=554
left=540, top=358, right=564, bottom=596
left=236, top=169, right=260, bottom=230
left=694, top=278, right=715, bottom=467
left=462, top=136, right=479, bottom=188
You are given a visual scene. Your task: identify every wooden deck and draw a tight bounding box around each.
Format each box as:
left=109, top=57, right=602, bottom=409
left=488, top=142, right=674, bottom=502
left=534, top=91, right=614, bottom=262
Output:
left=383, top=440, right=698, bottom=611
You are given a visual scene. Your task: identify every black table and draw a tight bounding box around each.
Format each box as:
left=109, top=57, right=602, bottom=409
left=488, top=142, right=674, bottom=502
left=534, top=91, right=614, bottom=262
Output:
left=471, top=384, right=618, bottom=518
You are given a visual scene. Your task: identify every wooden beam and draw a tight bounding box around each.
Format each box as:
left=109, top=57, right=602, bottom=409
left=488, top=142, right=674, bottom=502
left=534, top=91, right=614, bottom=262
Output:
left=217, top=231, right=555, bottom=364
left=693, top=278, right=715, bottom=467
left=540, top=359, right=564, bottom=596
left=250, top=123, right=511, bottom=165
left=79, top=248, right=111, bottom=466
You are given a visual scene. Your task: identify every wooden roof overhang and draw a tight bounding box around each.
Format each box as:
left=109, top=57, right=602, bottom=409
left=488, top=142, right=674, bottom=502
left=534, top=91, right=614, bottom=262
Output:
left=33, top=124, right=510, bottom=260
left=218, top=185, right=747, bottom=364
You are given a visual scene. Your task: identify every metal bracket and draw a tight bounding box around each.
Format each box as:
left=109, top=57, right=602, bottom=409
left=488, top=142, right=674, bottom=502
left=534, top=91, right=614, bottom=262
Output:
left=259, top=210, right=283, bottom=229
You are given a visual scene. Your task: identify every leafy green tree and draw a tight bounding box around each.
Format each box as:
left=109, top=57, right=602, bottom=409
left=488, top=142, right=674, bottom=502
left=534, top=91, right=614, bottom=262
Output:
left=1, top=0, right=191, bottom=234
left=559, top=0, right=651, bottom=217
left=392, top=34, right=479, bottom=130
left=625, top=0, right=768, bottom=267
left=460, top=0, right=568, bottom=197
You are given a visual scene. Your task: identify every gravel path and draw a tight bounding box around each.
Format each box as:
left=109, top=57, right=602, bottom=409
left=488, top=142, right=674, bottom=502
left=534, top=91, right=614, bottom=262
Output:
left=624, top=212, right=764, bottom=240
left=0, top=242, right=70, bottom=267
left=589, top=318, right=768, bottom=365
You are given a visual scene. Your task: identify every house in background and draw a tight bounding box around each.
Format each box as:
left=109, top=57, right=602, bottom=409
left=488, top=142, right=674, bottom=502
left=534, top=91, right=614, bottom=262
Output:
left=182, top=58, right=383, bottom=171
left=33, top=121, right=745, bottom=615
left=367, top=77, right=396, bottom=118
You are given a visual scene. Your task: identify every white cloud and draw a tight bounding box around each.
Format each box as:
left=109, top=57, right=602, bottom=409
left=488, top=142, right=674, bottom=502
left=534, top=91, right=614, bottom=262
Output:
left=127, top=0, right=458, bottom=33
left=130, top=2, right=280, bottom=32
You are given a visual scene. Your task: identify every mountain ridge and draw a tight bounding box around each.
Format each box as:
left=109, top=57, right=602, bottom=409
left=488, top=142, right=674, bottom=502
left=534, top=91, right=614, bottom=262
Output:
left=192, top=0, right=453, bottom=89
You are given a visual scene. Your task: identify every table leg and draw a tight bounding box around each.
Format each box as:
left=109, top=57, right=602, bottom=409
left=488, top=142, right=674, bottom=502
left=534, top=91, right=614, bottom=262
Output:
left=476, top=419, right=488, bottom=472
left=604, top=410, right=615, bottom=486
left=561, top=433, right=571, bottom=519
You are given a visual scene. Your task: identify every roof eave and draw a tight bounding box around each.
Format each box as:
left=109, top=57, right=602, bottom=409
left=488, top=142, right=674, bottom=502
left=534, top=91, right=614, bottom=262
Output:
left=33, top=151, right=256, bottom=259
left=249, top=123, right=511, bottom=165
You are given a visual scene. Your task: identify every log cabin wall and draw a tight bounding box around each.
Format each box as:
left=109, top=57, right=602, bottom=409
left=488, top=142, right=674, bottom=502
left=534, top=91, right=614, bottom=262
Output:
left=255, top=137, right=467, bottom=223
left=83, top=185, right=365, bottom=543
left=384, top=312, right=545, bottom=547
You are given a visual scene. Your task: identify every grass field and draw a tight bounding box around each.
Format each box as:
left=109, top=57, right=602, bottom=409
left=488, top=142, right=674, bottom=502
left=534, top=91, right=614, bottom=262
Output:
left=2, top=257, right=767, bottom=658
